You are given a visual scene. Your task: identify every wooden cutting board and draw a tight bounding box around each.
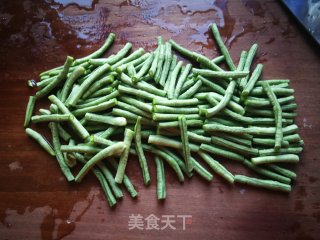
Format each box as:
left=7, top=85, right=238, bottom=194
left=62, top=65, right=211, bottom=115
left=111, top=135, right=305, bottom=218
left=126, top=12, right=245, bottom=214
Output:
left=0, top=0, right=319, bottom=239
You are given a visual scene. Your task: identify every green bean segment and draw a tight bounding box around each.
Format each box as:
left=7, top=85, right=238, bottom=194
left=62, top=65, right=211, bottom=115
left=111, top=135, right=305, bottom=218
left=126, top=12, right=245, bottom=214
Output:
left=31, top=114, right=72, bottom=123
left=155, top=156, right=166, bottom=199
left=261, top=82, right=283, bottom=150
left=252, top=154, right=299, bottom=165
left=235, top=175, right=291, bottom=192
left=61, top=66, right=85, bottom=102
left=74, top=33, right=115, bottom=65
left=148, top=135, right=200, bottom=152
left=109, top=158, right=138, bottom=198
left=178, top=115, right=193, bottom=173
left=36, top=56, right=74, bottom=98
left=75, top=142, right=125, bottom=182
left=239, top=43, right=258, bottom=89
left=199, top=151, right=234, bottom=183
left=173, top=64, right=192, bottom=98
left=25, top=128, right=55, bottom=156
left=115, top=129, right=135, bottom=184
left=67, top=63, right=111, bottom=106
left=85, top=113, right=127, bottom=126
left=24, top=96, right=36, bottom=127
left=193, top=68, right=249, bottom=79
left=241, top=63, right=263, bottom=100
left=49, top=122, right=74, bottom=181
left=211, top=23, right=236, bottom=70
left=167, top=61, right=183, bottom=99
left=134, top=117, right=151, bottom=185
left=242, top=160, right=291, bottom=184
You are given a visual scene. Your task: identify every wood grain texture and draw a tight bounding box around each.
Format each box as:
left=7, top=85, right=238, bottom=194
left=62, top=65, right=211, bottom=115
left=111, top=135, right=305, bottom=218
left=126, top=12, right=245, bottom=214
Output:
left=0, top=0, right=319, bottom=239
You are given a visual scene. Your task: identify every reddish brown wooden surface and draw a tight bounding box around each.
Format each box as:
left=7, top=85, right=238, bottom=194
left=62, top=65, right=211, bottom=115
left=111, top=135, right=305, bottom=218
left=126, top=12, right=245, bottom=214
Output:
left=0, top=0, right=319, bottom=239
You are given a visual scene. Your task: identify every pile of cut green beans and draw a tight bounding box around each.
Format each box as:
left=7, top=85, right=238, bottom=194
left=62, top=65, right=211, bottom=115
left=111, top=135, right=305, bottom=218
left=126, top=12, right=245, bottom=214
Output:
left=24, top=24, right=303, bottom=207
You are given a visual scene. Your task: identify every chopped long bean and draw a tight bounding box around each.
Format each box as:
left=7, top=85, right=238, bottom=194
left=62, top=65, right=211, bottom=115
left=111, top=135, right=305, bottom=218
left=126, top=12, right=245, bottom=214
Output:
left=115, top=129, right=135, bottom=184
left=24, top=96, right=36, bottom=127
left=253, top=138, right=289, bottom=148
left=67, top=63, right=111, bottom=106
left=173, top=64, right=192, bottom=98
left=60, top=66, right=85, bottom=102
left=155, top=156, right=166, bottom=199
left=251, top=154, right=299, bottom=165
left=241, top=63, right=263, bottom=100
left=211, top=136, right=259, bottom=157
left=64, top=139, right=77, bottom=167
left=36, top=56, right=74, bottom=98
left=118, top=101, right=152, bottom=119
left=75, top=142, right=125, bottom=182
left=164, top=55, right=178, bottom=92
left=120, top=72, right=166, bottom=97
left=133, top=53, right=154, bottom=82
left=90, top=42, right=132, bottom=66
left=239, top=43, right=258, bottom=89
left=178, top=115, right=193, bottom=173
left=159, top=42, right=172, bottom=86
left=199, top=151, right=234, bottom=183
left=142, top=144, right=184, bottom=182
left=179, top=79, right=202, bottom=99
left=118, top=85, right=165, bottom=101
left=153, top=113, right=200, bottom=121
left=61, top=145, right=102, bottom=154
left=25, top=128, right=55, bottom=156
left=49, top=122, right=74, bottom=181
left=267, top=164, right=297, bottom=180
left=120, top=96, right=152, bottom=113
left=158, top=119, right=203, bottom=129
left=203, top=124, right=298, bottom=136
left=167, top=61, right=183, bottom=99
left=242, top=159, right=291, bottom=184
left=75, top=90, right=119, bottom=109
left=109, top=158, right=138, bottom=198
left=134, top=117, right=151, bottom=185
left=72, top=98, right=117, bottom=117
left=82, top=74, right=114, bottom=99
left=191, top=156, right=213, bottom=181
left=92, top=166, right=117, bottom=207
left=73, top=33, right=115, bottom=65
left=154, top=44, right=165, bottom=83
left=153, top=98, right=199, bottom=107
left=193, top=68, right=249, bottom=79
left=85, top=113, right=127, bottom=126
left=31, top=114, right=72, bottom=123
left=97, top=162, right=123, bottom=199
left=48, top=95, right=89, bottom=140
left=234, top=175, right=291, bottom=192
left=153, top=105, right=199, bottom=114
left=244, top=95, right=295, bottom=107
left=261, top=81, right=283, bottom=150
left=200, top=143, right=246, bottom=162
left=148, top=135, right=200, bottom=152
